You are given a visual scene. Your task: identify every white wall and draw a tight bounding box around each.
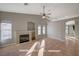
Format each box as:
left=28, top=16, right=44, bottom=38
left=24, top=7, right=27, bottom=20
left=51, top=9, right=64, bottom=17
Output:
left=47, top=20, right=65, bottom=41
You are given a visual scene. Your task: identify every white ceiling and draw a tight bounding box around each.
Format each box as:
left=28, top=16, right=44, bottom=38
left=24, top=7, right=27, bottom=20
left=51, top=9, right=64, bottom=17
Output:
left=0, top=3, right=79, bottom=21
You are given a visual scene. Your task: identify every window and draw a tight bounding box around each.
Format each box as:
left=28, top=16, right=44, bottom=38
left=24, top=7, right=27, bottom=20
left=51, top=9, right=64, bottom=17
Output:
left=38, top=25, right=41, bottom=35
left=1, top=23, right=12, bottom=40
left=65, top=25, right=69, bottom=35
left=43, top=26, right=46, bottom=34
left=65, top=20, right=75, bottom=37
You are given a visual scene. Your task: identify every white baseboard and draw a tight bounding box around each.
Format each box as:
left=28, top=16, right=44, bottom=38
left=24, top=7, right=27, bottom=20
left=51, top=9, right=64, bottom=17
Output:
left=47, top=37, right=65, bottom=42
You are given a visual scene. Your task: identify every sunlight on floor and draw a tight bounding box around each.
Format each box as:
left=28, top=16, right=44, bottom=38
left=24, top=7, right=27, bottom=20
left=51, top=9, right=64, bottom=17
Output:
left=38, top=40, right=45, bottom=56
left=25, top=41, right=39, bottom=56
left=19, top=39, right=61, bottom=56
left=48, top=50, right=61, bottom=52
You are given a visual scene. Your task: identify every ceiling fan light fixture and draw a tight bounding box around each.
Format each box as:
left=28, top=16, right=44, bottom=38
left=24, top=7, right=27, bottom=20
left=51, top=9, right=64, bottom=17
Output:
left=42, top=13, right=46, bottom=19
left=42, top=15, right=46, bottom=19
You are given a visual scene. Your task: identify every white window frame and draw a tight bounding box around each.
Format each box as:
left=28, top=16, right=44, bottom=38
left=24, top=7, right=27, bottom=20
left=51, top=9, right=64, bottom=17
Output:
left=1, top=23, right=12, bottom=40
left=38, top=25, right=41, bottom=35
left=43, top=26, right=46, bottom=34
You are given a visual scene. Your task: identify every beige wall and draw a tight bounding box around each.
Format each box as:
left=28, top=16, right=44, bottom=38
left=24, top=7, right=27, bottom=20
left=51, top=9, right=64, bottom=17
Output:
left=0, top=11, right=47, bottom=46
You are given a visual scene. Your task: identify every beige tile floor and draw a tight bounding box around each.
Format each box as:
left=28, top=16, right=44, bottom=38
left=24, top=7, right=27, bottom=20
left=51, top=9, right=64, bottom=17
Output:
left=0, top=38, right=78, bottom=56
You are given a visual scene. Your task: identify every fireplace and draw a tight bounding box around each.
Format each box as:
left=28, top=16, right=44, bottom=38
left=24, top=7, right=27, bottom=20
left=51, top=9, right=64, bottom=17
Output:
left=16, top=31, right=35, bottom=43
left=19, top=34, right=29, bottom=43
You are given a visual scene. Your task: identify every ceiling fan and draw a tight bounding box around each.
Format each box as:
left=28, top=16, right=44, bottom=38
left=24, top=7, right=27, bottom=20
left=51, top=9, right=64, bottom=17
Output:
left=41, top=4, right=52, bottom=21
left=24, top=3, right=52, bottom=21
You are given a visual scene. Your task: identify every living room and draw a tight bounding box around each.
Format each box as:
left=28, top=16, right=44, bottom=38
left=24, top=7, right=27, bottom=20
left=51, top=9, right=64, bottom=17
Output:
left=0, top=3, right=79, bottom=56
